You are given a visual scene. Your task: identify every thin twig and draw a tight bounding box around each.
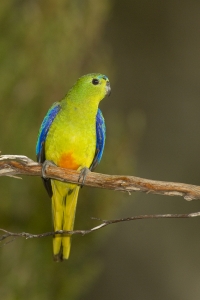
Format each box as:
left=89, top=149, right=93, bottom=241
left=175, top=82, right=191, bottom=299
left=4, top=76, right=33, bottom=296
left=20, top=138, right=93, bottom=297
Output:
left=0, top=211, right=199, bottom=244
left=0, top=154, right=200, bottom=201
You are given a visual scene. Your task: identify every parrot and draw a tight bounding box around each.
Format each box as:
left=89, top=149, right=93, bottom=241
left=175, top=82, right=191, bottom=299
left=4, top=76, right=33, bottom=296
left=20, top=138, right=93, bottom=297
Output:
left=36, top=73, right=111, bottom=261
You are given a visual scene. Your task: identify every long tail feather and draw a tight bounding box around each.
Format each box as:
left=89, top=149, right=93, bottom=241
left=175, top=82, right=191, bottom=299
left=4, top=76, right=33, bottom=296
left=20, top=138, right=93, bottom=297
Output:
left=51, top=180, right=80, bottom=261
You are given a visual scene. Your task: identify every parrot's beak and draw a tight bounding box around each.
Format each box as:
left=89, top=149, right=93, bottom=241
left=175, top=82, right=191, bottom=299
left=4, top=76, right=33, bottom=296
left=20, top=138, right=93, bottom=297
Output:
left=106, top=81, right=111, bottom=96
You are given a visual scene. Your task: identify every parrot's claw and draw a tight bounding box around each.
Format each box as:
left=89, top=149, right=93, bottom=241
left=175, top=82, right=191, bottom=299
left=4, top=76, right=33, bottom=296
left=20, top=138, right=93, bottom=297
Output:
left=78, top=167, right=90, bottom=187
left=42, top=160, right=57, bottom=179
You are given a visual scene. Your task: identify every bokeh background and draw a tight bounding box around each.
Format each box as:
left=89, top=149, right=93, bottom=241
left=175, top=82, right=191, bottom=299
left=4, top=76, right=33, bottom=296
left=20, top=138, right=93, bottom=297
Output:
left=1, top=1, right=200, bottom=299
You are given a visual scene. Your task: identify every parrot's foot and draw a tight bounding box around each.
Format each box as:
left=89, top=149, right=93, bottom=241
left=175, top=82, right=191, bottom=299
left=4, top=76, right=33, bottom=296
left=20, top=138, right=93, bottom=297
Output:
left=78, top=167, right=90, bottom=187
left=42, top=160, right=57, bottom=179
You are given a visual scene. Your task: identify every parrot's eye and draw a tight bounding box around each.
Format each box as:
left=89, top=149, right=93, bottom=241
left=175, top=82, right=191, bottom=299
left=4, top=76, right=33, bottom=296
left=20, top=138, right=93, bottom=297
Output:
left=92, top=78, right=99, bottom=85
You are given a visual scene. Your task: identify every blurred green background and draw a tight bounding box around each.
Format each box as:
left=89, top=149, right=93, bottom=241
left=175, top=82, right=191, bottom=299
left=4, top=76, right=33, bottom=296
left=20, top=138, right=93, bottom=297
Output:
left=1, top=0, right=200, bottom=299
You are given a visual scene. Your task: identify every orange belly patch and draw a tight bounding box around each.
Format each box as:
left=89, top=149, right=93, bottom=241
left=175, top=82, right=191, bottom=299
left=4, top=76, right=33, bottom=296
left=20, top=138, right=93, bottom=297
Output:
left=58, top=152, right=80, bottom=170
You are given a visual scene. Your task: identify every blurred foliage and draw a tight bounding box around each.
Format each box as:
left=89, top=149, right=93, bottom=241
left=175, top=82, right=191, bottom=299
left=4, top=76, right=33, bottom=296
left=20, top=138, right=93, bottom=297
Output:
left=0, top=1, right=144, bottom=299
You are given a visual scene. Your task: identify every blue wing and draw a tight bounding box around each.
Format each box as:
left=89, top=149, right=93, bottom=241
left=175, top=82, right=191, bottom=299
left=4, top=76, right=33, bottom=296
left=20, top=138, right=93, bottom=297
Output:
left=36, top=102, right=61, bottom=163
left=90, top=108, right=106, bottom=171
left=36, top=102, right=61, bottom=197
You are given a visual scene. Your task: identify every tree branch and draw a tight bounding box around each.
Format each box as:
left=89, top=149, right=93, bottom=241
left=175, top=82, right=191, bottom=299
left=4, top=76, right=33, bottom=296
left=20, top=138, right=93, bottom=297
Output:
left=0, top=154, right=200, bottom=201
left=1, top=154, right=200, bottom=246
left=0, top=212, right=200, bottom=244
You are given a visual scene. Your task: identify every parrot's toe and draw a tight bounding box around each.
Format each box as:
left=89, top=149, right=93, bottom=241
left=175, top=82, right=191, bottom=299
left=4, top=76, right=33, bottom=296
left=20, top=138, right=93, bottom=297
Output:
left=42, top=160, right=57, bottom=179
left=78, top=167, right=90, bottom=187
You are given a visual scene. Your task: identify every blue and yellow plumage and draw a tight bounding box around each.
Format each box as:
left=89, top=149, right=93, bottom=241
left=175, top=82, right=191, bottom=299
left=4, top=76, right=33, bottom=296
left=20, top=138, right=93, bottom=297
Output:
left=36, top=73, right=110, bottom=261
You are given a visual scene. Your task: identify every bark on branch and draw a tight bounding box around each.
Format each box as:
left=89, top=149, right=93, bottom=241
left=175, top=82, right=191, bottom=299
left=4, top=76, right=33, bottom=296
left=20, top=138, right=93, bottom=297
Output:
left=0, top=154, right=200, bottom=201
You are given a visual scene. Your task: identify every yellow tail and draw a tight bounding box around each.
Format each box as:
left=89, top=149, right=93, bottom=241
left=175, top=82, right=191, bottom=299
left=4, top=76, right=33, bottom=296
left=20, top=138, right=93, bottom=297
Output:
left=51, top=180, right=80, bottom=261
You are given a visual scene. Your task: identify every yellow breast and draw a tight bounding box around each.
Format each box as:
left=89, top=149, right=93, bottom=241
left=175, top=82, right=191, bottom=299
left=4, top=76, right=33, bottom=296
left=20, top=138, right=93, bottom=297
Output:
left=45, top=105, right=97, bottom=170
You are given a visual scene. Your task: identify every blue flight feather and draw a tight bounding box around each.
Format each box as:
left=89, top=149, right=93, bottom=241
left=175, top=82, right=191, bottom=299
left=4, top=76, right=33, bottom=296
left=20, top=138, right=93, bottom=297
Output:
left=90, top=108, right=106, bottom=170
left=36, top=102, right=61, bottom=159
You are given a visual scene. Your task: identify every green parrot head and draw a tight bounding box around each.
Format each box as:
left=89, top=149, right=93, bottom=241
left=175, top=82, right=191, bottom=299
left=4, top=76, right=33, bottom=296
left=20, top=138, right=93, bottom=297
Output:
left=67, top=73, right=111, bottom=104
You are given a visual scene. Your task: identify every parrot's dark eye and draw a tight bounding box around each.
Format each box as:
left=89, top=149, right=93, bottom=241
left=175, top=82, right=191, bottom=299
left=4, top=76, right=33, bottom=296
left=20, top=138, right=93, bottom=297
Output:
left=92, top=78, right=99, bottom=85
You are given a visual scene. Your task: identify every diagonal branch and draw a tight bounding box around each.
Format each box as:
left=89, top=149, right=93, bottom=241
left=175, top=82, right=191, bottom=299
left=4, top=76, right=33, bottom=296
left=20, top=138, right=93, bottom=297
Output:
left=0, top=154, right=200, bottom=201
left=0, top=212, right=200, bottom=244
left=1, top=154, right=200, bottom=246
